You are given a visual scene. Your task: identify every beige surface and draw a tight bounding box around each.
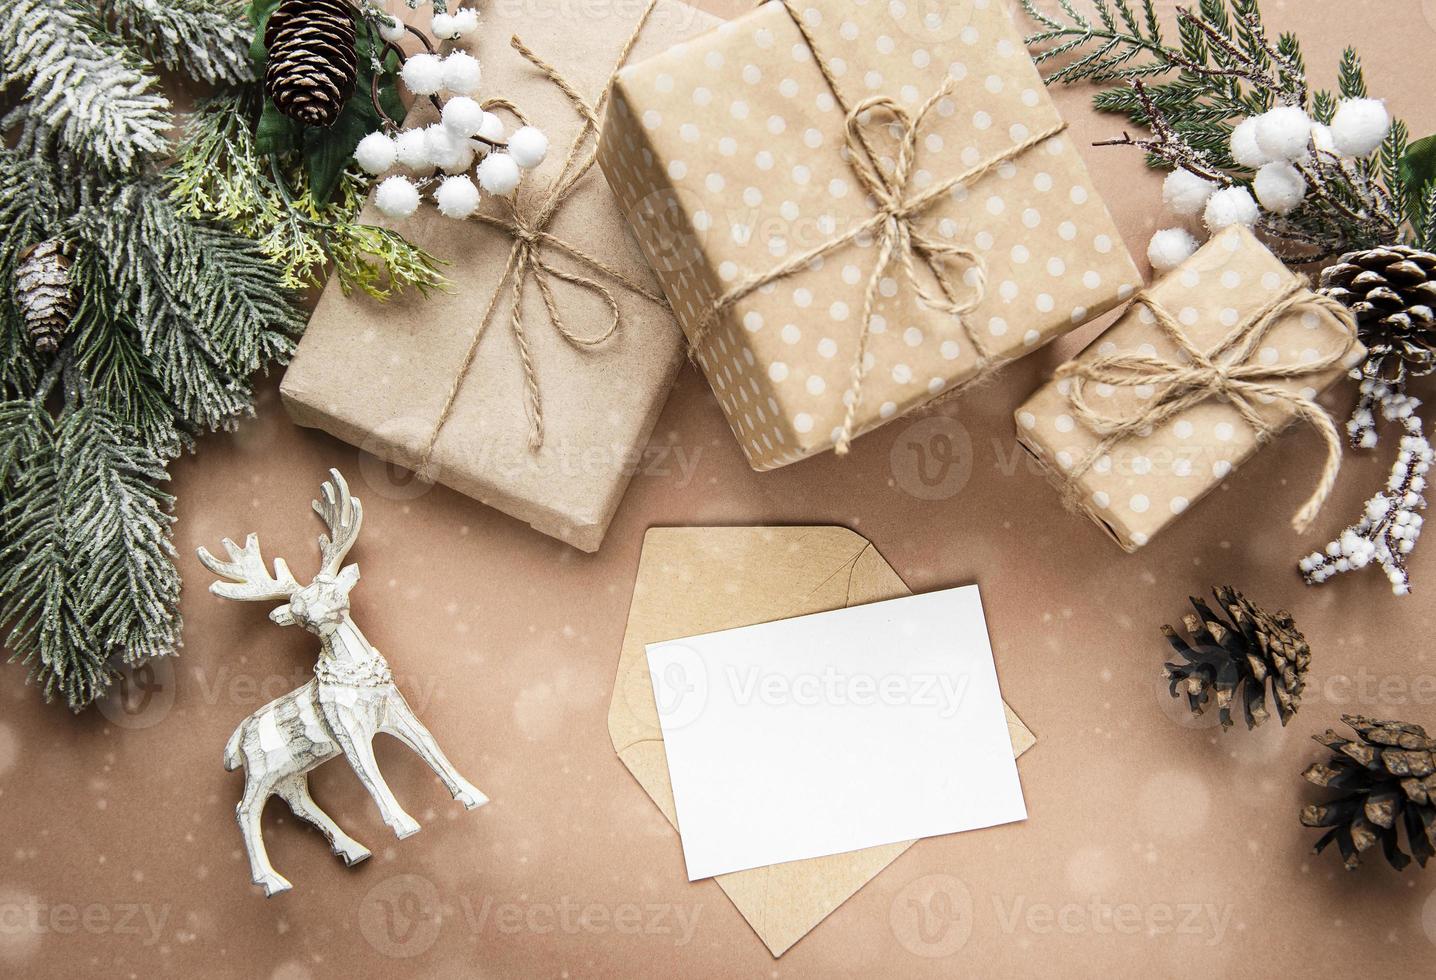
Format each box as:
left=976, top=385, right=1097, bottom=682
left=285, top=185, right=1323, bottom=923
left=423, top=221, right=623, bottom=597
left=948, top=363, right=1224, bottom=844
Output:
left=0, top=1, right=1433, bottom=977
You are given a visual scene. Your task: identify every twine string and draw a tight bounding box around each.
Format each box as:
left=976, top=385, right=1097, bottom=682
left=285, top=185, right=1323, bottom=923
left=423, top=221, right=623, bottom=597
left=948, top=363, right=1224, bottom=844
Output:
left=418, top=0, right=667, bottom=469
left=688, top=0, right=1067, bottom=454
left=1054, top=277, right=1359, bottom=533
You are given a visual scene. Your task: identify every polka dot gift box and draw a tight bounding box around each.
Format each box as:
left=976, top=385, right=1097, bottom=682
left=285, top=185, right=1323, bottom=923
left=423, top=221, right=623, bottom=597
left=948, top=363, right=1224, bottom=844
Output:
left=596, top=0, right=1139, bottom=470
left=1015, top=226, right=1366, bottom=553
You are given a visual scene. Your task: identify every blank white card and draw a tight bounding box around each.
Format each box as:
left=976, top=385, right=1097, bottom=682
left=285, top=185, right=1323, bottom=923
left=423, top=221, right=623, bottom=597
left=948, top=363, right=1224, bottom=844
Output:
left=646, top=585, right=1027, bottom=881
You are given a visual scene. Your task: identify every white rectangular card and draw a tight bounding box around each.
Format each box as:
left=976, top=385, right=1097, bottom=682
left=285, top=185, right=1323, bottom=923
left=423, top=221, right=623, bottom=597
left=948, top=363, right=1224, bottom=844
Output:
left=645, top=585, right=1027, bottom=881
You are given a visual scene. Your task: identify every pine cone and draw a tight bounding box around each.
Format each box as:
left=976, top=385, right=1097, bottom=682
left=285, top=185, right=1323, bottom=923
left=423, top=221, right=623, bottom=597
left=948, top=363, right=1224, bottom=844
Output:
left=1161, top=586, right=1310, bottom=730
left=13, top=239, right=73, bottom=354
left=1320, top=244, right=1436, bottom=381
left=263, top=0, right=358, bottom=128
left=1300, top=715, right=1436, bottom=871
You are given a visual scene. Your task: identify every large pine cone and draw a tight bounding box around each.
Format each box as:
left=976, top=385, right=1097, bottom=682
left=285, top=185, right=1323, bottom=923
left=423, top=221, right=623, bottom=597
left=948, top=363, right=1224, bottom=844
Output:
left=13, top=239, right=73, bottom=354
left=264, top=0, right=358, bottom=128
left=1301, top=715, right=1436, bottom=871
left=1320, top=245, right=1436, bottom=380
left=1161, top=586, right=1310, bottom=731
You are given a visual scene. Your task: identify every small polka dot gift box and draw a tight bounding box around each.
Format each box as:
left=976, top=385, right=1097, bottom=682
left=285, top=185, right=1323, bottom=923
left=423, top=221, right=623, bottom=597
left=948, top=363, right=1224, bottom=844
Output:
left=596, top=0, right=1140, bottom=470
left=1015, top=226, right=1365, bottom=553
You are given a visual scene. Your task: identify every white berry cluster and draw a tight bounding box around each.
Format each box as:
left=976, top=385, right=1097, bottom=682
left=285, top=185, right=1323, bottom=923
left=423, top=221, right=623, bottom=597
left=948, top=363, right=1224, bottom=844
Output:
left=1147, top=98, right=1391, bottom=272
left=1300, top=386, right=1430, bottom=595
left=352, top=10, right=548, bottom=221
left=371, top=3, right=480, bottom=44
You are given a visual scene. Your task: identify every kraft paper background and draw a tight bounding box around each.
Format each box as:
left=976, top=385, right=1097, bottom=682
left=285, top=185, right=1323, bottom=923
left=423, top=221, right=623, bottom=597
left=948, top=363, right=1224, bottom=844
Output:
left=0, top=2, right=1429, bottom=978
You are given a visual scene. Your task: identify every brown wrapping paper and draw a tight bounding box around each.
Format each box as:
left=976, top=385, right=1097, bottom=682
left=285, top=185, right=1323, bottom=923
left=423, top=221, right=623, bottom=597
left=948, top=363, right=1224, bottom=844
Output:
left=609, top=525, right=1035, bottom=957
left=596, top=0, right=1140, bottom=470
left=1015, top=226, right=1366, bottom=552
left=280, top=0, right=722, bottom=553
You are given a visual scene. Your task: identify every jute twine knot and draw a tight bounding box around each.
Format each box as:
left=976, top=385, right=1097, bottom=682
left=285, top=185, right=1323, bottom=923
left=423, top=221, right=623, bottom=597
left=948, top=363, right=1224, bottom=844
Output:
left=1053, top=276, right=1359, bottom=534
left=417, top=4, right=668, bottom=471
left=687, top=0, right=1066, bottom=455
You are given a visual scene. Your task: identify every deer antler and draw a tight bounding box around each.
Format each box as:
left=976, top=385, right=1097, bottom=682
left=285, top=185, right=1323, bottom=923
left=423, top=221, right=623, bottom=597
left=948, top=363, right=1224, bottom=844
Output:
left=198, top=535, right=300, bottom=602
left=314, top=468, right=363, bottom=576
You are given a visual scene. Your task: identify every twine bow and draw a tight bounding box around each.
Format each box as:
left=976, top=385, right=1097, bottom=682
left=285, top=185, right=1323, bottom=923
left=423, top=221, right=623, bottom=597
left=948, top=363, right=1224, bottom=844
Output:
left=1054, top=277, right=1359, bottom=533
left=418, top=7, right=667, bottom=470
left=688, top=0, right=1066, bottom=455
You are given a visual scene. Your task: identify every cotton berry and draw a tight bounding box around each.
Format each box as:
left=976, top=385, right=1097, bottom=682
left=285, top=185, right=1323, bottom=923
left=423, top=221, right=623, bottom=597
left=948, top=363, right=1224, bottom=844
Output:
left=477, top=152, right=522, bottom=195
left=377, top=15, right=406, bottom=44
left=442, top=96, right=485, bottom=137
left=1254, top=105, right=1313, bottom=162
left=1331, top=98, right=1390, bottom=157
left=375, top=175, right=420, bottom=218
left=507, top=126, right=549, bottom=170
left=1203, top=185, right=1259, bottom=232
left=430, top=12, right=459, bottom=37
left=1310, top=122, right=1337, bottom=155
left=1229, top=117, right=1269, bottom=170
left=394, top=128, right=430, bottom=170
left=1253, top=161, right=1307, bottom=214
left=1147, top=228, right=1199, bottom=272
left=354, top=131, right=397, bottom=175
left=1161, top=168, right=1217, bottom=217
left=473, top=111, right=505, bottom=154
left=441, top=51, right=482, bottom=96
left=425, top=124, right=474, bottom=173
left=401, top=53, right=444, bottom=96
left=450, top=8, right=480, bottom=36
left=435, top=175, right=481, bottom=219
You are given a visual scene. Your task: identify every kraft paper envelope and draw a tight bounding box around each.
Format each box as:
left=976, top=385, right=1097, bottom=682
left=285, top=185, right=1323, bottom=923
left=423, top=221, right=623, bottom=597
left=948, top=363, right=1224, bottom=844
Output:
left=608, top=525, right=1036, bottom=957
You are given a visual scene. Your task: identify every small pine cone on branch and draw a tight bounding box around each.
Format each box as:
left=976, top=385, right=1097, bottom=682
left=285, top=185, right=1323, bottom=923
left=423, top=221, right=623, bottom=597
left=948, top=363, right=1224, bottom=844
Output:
left=14, top=239, right=73, bottom=354
left=1300, top=715, right=1436, bottom=871
left=1320, top=245, right=1436, bottom=381
left=264, top=0, right=358, bottom=128
left=1161, top=586, right=1310, bottom=731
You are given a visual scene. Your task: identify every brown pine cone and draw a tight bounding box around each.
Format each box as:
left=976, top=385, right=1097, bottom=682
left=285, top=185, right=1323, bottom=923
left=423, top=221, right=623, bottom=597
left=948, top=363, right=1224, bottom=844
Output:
left=1161, top=586, right=1310, bottom=731
left=1320, top=244, right=1436, bottom=381
left=13, top=239, right=73, bottom=354
left=264, top=0, right=358, bottom=128
left=1300, top=715, right=1436, bottom=871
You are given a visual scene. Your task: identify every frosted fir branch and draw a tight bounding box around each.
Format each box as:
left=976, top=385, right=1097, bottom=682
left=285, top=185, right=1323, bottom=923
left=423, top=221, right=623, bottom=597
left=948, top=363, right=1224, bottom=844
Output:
left=1301, top=383, right=1430, bottom=595
left=0, top=0, right=171, bottom=171
left=100, top=0, right=254, bottom=87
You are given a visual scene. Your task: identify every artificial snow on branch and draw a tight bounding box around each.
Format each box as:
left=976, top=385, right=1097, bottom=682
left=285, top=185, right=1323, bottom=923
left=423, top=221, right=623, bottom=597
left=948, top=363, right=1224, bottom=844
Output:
left=0, top=2, right=302, bottom=711
left=0, top=0, right=173, bottom=171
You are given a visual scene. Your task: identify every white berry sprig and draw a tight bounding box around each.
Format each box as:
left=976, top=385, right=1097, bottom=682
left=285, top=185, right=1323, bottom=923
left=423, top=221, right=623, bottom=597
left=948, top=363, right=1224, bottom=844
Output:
left=1138, top=91, right=1393, bottom=272
left=350, top=3, right=549, bottom=220
left=1300, top=384, right=1430, bottom=594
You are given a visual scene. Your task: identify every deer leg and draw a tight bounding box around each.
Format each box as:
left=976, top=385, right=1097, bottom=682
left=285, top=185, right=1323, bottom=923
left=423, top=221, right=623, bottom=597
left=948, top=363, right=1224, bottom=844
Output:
left=381, top=695, right=488, bottom=810
left=274, top=774, right=371, bottom=866
left=329, top=723, right=421, bottom=839
left=237, top=775, right=292, bottom=897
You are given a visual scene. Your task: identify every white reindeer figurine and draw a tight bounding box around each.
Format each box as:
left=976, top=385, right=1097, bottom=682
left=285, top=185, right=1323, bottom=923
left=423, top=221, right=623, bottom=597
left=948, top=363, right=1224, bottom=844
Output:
left=198, top=469, right=486, bottom=896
